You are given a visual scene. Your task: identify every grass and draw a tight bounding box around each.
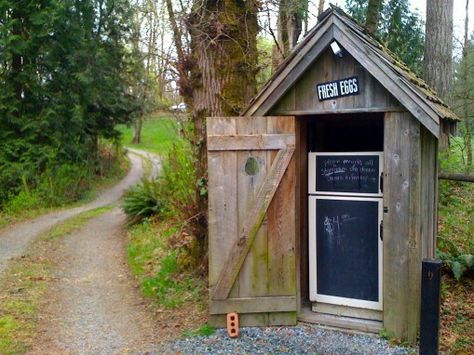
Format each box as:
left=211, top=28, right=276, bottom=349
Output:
left=117, top=112, right=181, bottom=155
left=126, top=219, right=206, bottom=310
left=121, top=111, right=209, bottom=338
left=0, top=206, right=112, bottom=354
left=182, top=324, right=215, bottom=338
left=125, top=218, right=208, bottom=340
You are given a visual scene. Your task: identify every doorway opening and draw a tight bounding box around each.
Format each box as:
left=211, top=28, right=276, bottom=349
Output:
left=297, top=113, right=385, bottom=329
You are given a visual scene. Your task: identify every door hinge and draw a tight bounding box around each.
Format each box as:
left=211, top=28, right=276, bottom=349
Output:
left=380, top=220, right=383, bottom=241
left=380, top=172, right=384, bottom=193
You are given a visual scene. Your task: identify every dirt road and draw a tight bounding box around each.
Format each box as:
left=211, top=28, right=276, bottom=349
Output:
left=0, top=151, right=147, bottom=274
left=0, top=148, right=170, bottom=353
left=31, top=208, right=161, bottom=354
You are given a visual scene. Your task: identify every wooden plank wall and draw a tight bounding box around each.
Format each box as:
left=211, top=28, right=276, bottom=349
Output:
left=270, top=48, right=402, bottom=115
left=420, top=127, right=438, bottom=258
left=208, top=116, right=297, bottom=327
left=383, top=111, right=423, bottom=343
left=296, top=119, right=309, bottom=313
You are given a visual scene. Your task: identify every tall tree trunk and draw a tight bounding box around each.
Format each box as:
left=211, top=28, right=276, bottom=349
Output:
left=132, top=118, right=143, bottom=144
left=273, top=0, right=306, bottom=69
left=424, top=0, right=453, bottom=151
left=462, top=0, right=472, bottom=166
left=186, top=0, right=259, bottom=247
left=166, top=0, right=193, bottom=104
left=318, top=0, right=325, bottom=17
left=424, top=0, right=453, bottom=100
left=11, top=5, right=24, bottom=111
left=366, top=0, right=382, bottom=35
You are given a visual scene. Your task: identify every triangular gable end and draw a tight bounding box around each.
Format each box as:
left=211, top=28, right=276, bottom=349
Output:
left=243, top=6, right=459, bottom=139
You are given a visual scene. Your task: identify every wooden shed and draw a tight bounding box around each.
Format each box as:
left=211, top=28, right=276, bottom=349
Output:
left=206, top=6, right=459, bottom=342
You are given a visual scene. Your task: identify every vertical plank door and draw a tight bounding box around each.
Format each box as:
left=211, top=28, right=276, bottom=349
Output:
left=207, top=116, right=297, bottom=327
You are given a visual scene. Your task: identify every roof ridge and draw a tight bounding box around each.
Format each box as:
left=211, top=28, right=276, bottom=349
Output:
left=242, top=5, right=459, bottom=125
left=334, top=12, right=449, bottom=108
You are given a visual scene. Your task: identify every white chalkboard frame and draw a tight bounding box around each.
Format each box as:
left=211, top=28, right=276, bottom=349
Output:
left=308, top=195, right=383, bottom=310
left=308, top=152, right=384, bottom=197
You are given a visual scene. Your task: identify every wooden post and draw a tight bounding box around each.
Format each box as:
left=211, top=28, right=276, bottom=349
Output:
left=420, top=259, right=442, bottom=355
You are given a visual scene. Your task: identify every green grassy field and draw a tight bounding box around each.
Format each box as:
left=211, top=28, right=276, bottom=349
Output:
left=117, top=113, right=180, bottom=155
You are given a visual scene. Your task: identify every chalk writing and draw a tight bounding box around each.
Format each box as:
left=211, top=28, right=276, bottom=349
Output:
left=315, top=155, right=380, bottom=193
left=315, top=198, right=380, bottom=301
left=323, top=214, right=359, bottom=242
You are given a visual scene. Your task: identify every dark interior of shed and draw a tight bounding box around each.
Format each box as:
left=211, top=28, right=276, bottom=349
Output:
left=297, top=112, right=384, bottom=318
left=307, top=113, right=384, bottom=152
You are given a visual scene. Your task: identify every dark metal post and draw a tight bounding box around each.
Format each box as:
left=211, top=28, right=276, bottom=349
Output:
left=420, top=259, right=442, bottom=355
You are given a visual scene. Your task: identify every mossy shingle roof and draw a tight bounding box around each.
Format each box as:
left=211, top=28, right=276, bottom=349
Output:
left=243, top=5, right=459, bottom=138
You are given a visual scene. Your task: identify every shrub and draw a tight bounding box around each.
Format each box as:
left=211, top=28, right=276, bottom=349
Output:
left=437, top=250, right=474, bottom=281
left=3, top=190, right=42, bottom=215
left=122, top=139, right=195, bottom=223
left=122, top=179, right=166, bottom=224
left=0, top=141, right=125, bottom=214
left=159, top=140, right=196, bottom=215
left=37, top=164, right=91, bottom=206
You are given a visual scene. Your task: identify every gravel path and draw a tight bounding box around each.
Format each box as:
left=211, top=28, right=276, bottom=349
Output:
left=163, top=326, right=414, bottom=355
left=0, top=150, right=148, bottom=275
left=127, top=147, right=162, bottom=180
left=31, top=208, right=161, bottom=354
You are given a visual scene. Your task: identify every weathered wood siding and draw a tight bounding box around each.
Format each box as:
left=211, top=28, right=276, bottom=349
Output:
left=207, top=116, right=297, bottom=327
left=420, top=126, right=438, bottom=259
left=270, top=48, right=402, bottom=115
left=383, top=111, right=426, bottom=342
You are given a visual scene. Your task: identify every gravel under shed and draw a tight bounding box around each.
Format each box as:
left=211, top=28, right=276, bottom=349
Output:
left=162, top=324, right=416, bottom=354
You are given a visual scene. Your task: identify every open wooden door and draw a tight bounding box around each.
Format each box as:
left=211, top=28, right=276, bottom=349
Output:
left=207, top=116, right=297, bottom=327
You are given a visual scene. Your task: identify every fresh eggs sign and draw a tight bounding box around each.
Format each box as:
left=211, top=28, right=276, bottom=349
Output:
left=317, top=76, right=360, bottom=101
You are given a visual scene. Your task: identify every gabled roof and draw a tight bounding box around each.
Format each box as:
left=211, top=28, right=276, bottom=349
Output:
left=243, top=5, right=459, bottom=138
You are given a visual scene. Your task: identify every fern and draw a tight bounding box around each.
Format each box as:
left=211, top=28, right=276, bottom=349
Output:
left=122, top=179, right=165, bottom=223
left=437, top=250, right=474, bottom=281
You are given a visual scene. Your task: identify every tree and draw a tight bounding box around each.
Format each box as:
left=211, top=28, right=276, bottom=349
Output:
left=453, top=0, right=473, bottom=167
left=366, top=0, right=382, bottom=34
left=423, top=0, right=454, bottom=101
left=129, top=0, right=168, bottom=144
left=0, top=0, right=139, bottom=204
left=273, top=0, right=307, bottom=67
left=345, top=0, right=367, bottom=22
left=379, top=0, right=425, bottom=74
left=164, top=0, right=259, bottom=244
left=345, top=0, right=425, bottom=75
left=463, top=0, right=473, bottom=166
left=318, top=0, right=325, bottom=17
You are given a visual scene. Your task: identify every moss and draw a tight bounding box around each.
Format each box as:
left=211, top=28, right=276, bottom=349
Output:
left=328, top=6, right=459, bottom=122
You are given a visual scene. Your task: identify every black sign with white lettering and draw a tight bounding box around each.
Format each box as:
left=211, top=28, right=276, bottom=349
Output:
left=316, top=76, right=360, bottom=101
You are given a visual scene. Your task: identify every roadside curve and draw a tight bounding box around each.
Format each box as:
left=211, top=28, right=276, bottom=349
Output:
left=0, top=151, right=146, bottom=274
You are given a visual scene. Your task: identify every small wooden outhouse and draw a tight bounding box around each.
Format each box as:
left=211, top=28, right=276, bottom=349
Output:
left=206, top=6, right=459, bottom=342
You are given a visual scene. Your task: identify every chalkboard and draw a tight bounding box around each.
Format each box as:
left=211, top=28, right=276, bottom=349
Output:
left=311, top=153, right=381, bottom=194
left=315, top=198, right=379, bottom=302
